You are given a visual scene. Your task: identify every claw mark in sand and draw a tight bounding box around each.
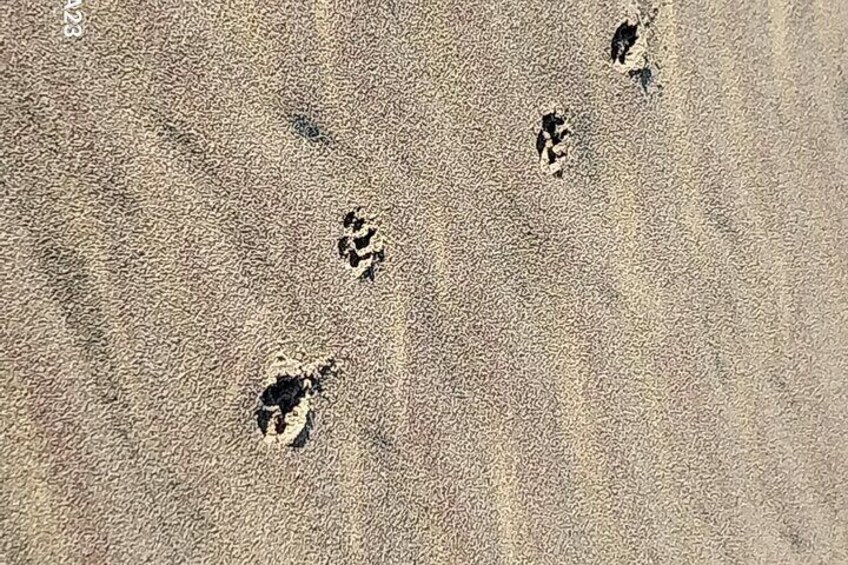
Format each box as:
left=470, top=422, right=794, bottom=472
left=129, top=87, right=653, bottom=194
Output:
left=256, top=355, right=338, bottom=448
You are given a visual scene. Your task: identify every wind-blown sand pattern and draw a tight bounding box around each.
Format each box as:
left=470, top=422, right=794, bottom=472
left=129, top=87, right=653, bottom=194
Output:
left=1, top=0, right=847, bottom=564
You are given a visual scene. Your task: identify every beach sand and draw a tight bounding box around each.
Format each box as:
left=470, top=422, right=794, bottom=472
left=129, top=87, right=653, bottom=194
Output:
left=2, top=0, right=847, bottom=563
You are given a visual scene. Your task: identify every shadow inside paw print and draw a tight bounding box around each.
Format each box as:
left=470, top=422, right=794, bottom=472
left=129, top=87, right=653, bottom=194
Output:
left=256, top=356, right=337, bottom=448
left=338, top=208, right=385, bottom=281
left=536, top=111, right=575, bottom=178
left=611, top=21, right=640, bottom=66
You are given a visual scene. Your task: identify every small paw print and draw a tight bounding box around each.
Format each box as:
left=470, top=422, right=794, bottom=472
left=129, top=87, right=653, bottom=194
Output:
left=338, top=208, right=386, bottom=281
left=536, top=110, right=575, bottom=178
left=256, top=355, right=338, bottom=448
left=289, top=114, right=330, bottom=144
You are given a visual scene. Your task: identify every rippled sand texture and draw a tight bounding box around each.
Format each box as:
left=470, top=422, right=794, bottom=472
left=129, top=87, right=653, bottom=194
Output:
left=2, top=0, right=847, bottom=563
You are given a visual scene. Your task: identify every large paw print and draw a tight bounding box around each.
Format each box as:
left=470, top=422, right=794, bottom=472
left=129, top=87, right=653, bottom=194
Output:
left=610, top=6, right=660, bottom=94
left=611, top=20, right=644, bottom=71
left=338, top=208, right=385, bottom=281
left=536, top=111, right=575, bottom=178
left=256, top=355, right=338, bottom=448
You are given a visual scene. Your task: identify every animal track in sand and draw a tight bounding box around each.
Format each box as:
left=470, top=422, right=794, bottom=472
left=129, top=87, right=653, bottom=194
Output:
left=338, top=208, right=385, bottom=281
left=289, top=114, right=331, bottom=144
left=610, top=6, right=660, bottom=94
left=256, top=355, right=338, bottom=448
left=611, top=20, right=643, bottom=70
left=536, top=110, right=576, bottom=178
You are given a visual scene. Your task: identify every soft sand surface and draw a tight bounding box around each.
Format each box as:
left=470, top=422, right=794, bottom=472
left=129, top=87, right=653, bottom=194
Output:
left=2, top=0, right=848, bottom=563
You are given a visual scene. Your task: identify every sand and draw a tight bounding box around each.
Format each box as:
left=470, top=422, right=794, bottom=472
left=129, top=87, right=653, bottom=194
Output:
left=2, top=0, right=847, bottom=563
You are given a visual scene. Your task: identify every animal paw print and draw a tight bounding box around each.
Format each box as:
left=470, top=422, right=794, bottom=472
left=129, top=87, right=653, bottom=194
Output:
left=611, top=20, right=644, bottom=72
left=289, top=114, right=330, bottom=144
left=256, top=355, right=338, bottom=448
left=338, top=208, right=385, bottom=281
left=610, top=6, right=660, bottom=94
left=536, top=110, right=575, bottom=178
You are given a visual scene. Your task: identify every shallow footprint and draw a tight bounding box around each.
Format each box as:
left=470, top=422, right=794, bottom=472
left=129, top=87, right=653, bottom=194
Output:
left=289, top=113, right=331, bottom=144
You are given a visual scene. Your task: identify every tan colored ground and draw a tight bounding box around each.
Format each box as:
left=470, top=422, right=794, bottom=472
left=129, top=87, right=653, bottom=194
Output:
left=2, top=0, right=847, bottom=563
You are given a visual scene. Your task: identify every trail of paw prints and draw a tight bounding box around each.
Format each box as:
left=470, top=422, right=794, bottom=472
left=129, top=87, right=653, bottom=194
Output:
left=610, top=5, right=661, bottom=95
left=338, top=208, right=385, bottom=281
left=256, top=355, right=338, bottom=448
left=536, top=110, right=576, bottom=178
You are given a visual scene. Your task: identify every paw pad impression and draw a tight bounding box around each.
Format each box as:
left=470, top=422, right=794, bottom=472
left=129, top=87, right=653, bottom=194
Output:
left=256, top=355, right=338, bottom=448
left=610, top=7, right=660, bottom=94
left=536, top=110, right=575, bottom=177
left=611, top=20, right=643, bottom=71
left=289, top=114, right=330, bottom=144
left=338, top=208, right=385, bottom=281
